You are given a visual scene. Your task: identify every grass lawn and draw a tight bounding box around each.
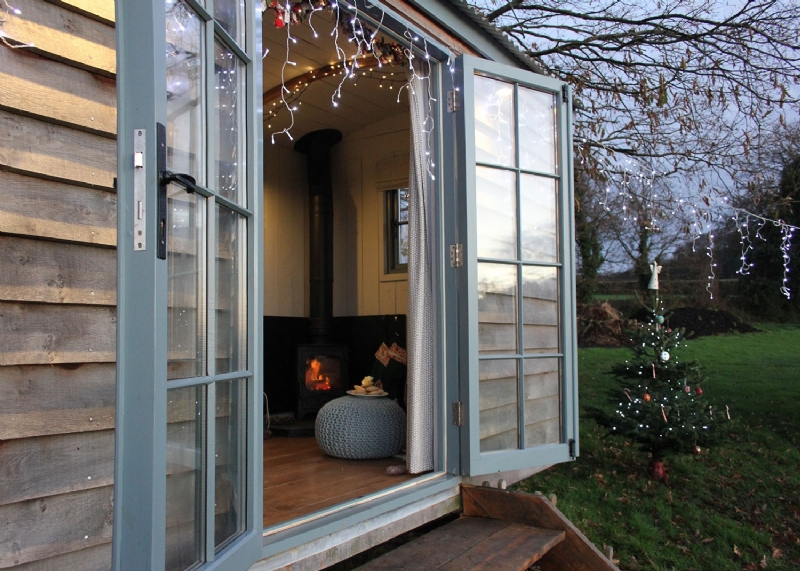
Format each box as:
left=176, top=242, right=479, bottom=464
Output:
left=516, top=323, right=800, bottom=571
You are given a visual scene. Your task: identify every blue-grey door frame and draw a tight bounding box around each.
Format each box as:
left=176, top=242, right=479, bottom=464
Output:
left=113, top=1, right=263, bottom=569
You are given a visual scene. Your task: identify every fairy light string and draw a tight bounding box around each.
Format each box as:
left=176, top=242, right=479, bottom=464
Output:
left=0, top=0, right=34, bottom=49
left=579, top=138, right=800, bottom=298
left=705, top=231, right=716, bottom=299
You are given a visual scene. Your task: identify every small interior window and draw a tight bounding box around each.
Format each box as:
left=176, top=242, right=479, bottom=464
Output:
left=386, top=188, right=409, bottom=274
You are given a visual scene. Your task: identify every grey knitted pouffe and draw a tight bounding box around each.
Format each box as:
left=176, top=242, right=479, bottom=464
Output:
left=315, top=396, right=406, bottom=460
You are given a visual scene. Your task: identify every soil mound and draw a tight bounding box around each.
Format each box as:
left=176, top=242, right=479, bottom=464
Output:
left=577, top=302, right=635, bottom=347
left=628, top=307, right=759, bottom=338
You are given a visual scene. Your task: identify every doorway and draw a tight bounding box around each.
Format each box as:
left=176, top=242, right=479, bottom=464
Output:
left=260, top=3, right=438, bottom=530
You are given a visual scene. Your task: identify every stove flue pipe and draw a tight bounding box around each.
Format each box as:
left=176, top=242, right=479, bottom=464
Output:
left=293, top=129, right=342, bottom=344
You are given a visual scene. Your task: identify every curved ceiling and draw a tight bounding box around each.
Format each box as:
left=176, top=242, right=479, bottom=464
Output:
left=262, top=8, right=409, bottom=148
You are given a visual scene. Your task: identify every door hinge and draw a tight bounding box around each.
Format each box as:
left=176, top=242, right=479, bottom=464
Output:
left=568, top=438, right=576, bottom=459
left=562, top=84, right=569, bottom=103
left=452, top=402, right=464, bottom=427
left=447, top=90, right=461, bottom=112
left=449, top=243, right=463, bottom=268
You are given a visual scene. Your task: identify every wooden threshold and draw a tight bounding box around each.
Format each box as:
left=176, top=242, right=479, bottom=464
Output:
left=354, top=516, right=565, bottom=571
left=263, top=436, right=414, bottom=528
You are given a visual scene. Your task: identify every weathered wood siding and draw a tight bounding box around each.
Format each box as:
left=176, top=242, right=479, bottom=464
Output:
left=0, top=1, right=116, bottom=569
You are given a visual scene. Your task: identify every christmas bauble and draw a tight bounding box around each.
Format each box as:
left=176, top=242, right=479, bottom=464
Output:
left=695, top=386, right=704, bottom=396
left=656, top=315, right=664, bottom=324
left=692, top=445, right=702, bottom=455
left=275, top=14, right=284, bottom=27
left=683, top=385, right=691, bottom=393
left=660, top=351, right=670, bottom=362
left=643, top=393, right=652, bottom=402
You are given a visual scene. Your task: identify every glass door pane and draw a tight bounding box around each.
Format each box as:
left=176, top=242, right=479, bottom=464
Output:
left=166, top=0, right=205, bottom=182
left=479, top=359, right=518, bottom=453
left=168, top=185, right=207, bottom=380
left=166, top=386, right=207, bottom=571
left=214, top=379, right=247, bottom=550
left=214, top=40, right=246, bottom=205
left=216, top=206, right=247, bottom=374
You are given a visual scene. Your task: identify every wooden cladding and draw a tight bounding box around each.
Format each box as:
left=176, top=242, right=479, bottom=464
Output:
left=0, top=171, right=116, bottom=245
left=0, top=110, right=116, bottom=189
left=0, top=47, right=116, bottom=136
left=0, top=236, right=116, bottom=305
left=0, top=0, right=115, bottom=76
left=0, top=303, right=117, bottom=366
left=0, top=363, right=115, bottom=439
left=0, top=485, right=114, bottom=567
left=0, top=0, right=116, bottom=568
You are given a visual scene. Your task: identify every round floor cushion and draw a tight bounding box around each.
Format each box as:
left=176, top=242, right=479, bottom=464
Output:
left=315, top=396, right=406, bottom=460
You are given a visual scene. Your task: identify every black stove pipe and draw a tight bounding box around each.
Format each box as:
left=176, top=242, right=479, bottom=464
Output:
left=294, top=129, right=342, bottom=344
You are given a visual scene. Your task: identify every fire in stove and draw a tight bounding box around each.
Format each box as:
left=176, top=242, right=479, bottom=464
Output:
left=303, top=355, right=341, bottom=392
left=297, top=345, right=348, bottom=419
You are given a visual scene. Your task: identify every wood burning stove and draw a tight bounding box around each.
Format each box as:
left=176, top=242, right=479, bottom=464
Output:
left=293, top=129, right=348, bottom=420
left=296, top=344, right=348, bottom=420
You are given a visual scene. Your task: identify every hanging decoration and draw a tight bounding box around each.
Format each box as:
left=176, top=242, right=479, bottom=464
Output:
left=579, top=140, right=800, bottom=299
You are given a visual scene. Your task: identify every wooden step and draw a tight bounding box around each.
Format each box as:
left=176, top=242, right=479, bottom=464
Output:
left=462, top=485, right=620, bottom=571
left=354, top=516, right=565, bottom=571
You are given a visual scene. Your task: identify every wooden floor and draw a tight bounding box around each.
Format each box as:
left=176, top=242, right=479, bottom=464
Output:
left=263, top=436, right=414, bottom=528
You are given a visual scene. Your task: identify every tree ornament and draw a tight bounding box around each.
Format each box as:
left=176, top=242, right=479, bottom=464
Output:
left=275, top=13, right=284, bottom=27
left=656, top=315, right=665, bottom=324
left=643, top=393, right=652, bottom=402
left=695, top=386, right=704, bottom=396
left=683, top=385, right=691, bottom=393
left=660, top=351, right=670, bottom=362
left=647, top=261, right=662, bottom=290
left=692, top=445, right=702, bottom=455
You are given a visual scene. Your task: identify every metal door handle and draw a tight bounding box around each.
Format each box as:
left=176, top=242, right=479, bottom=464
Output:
left=160, top=171, right=198, bottom=193
left=156, top=122, right=200, bottom=259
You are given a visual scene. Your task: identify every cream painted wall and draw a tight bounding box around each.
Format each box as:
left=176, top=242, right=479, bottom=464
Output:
left=263, top=111, right=410, bottom=317
left=263, top=144, right=309, bottom=317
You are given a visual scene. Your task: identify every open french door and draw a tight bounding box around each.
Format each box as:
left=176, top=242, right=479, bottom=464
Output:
left=454, top=55, right=578, bottom=477
left=113, top=1, right=262, bottom=570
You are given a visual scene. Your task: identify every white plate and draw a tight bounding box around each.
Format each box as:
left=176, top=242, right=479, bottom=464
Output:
left=346, top=390, right=388, bottom=397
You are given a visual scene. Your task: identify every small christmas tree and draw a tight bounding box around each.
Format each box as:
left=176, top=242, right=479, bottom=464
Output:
left=605, top=262, right=729, bottom=476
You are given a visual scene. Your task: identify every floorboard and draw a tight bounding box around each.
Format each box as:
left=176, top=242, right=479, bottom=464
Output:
left=263, top=436, right=413, bottom=528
